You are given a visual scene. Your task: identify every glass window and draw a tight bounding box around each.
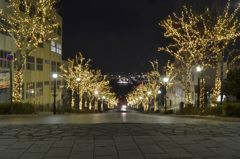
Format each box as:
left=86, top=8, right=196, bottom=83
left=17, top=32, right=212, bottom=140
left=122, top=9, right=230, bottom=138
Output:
left=51, top=61, right=56, bottom=72
left=0, top=50, right=10, bottom=69
left=44, top=81, right=49, bottom=85
left=50, top=41, right=62, bottom=54
left=57, top=62, right=61, bottom=73
left=36, top=58, right=43, bottom=71
left=26, top=82, right=35, bottom=98
left=36, top=82, right=43, bottom=96
left=57, top=44, right=62, bottom=54
left=26, top=56, right=35, bottom=70
left=51, top=41, right=57, bottom=52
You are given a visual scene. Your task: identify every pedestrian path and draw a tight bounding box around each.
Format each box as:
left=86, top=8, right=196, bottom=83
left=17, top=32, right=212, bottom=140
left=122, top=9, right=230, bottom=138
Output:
left=0, top=123, right=240, bottom=159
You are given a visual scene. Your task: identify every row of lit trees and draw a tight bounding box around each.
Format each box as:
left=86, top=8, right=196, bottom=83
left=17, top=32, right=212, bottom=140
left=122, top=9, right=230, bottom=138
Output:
left=127, top=61, right=174, bottom=112
left=159, top=1, right=240, bottom=106
left=0, top=0, right=60, bottom=103
left=60, top=53, right=117, bottom=111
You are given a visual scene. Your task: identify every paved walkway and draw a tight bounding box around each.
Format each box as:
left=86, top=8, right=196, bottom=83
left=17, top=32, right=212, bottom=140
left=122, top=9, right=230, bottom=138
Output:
left=0, top=113, right=240, bottom=159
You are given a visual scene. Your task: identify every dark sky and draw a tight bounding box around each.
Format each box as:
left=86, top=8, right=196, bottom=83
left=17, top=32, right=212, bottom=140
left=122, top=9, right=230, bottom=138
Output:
left=59, top=0, right=233, bottom=74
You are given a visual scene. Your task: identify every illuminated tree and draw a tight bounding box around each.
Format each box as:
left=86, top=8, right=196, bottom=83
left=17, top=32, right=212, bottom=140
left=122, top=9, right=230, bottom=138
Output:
left=60, top=53, right=116, bottom=112
left=159, top=2, right=240, bottom=105
left=0, top=0, right=59, bottom=102
left=159, top=6, right=209, bottom=104
left=127, top=61, right=162, bottom=112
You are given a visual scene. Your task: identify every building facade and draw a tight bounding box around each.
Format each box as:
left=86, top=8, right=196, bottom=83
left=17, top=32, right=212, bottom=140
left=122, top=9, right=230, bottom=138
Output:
left=0, top=0, right=63, bottom=109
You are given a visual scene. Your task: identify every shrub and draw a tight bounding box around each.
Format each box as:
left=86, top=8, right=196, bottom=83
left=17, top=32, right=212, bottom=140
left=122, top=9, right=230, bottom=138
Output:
left=0, top=103, right=35, bottom=114
left=222, top=103, right=240, bottom=117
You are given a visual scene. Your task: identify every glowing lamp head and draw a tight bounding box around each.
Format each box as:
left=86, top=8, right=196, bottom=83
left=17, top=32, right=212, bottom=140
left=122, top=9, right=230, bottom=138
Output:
left=102, top=96, right=106, bottom=99
left=196, top=66, right=203, bottom=72
left=147, top=91, right=152, bottom=95
left=139, top=96, right=143, bottom=100
left=163, top=77, right=169, bottom=83
left=94, top=90, right=99, bottom=95
left=158, top=90, right=162, bottom=94
left=76, top=77, right=81, bottom=82
left=52, top=73, right=58, bottom=79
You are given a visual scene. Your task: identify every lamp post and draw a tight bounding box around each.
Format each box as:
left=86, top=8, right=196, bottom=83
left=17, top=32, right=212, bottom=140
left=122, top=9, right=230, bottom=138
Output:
left=163, top=77, right=169, bottom=113
left=196, top=66, right=203, bottom=108
left=94, top=90, right=99, bottom=110
left=7, top=54, right=14, bottom=105
left=52, top=73, right=58, bottom=115
left=101, top=96, right=105, bottom=112
left=147, top=91, right=151, bottom=111
left=76, top=77, right=80, bottom=109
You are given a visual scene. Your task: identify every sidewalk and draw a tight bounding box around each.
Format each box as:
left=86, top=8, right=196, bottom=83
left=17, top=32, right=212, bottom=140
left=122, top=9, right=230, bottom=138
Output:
left=174, top=114, right=240, bottom=122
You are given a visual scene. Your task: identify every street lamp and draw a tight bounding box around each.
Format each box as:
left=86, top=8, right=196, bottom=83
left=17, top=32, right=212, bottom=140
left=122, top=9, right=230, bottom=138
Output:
left=101, top=96, right=105, bottom=112
left=196, top=65, right=203, bottom=108
left=163, top=77, right=169, bottom=113
left=76, top=77, right=80, bottom=109
left=7, top=54, right=14, bottom=109
left=52, top=73, right=58, bottom=115
left=94, top=90, right=99, bottom=110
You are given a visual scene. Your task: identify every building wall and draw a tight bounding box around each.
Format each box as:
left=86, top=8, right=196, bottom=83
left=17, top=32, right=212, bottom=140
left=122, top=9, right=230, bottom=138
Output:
left=0, top=1, right=63, bottom=107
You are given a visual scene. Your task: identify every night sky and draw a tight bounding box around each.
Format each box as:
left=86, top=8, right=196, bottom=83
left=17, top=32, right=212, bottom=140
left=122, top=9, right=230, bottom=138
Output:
left=59, top=0, right=233, bottom=74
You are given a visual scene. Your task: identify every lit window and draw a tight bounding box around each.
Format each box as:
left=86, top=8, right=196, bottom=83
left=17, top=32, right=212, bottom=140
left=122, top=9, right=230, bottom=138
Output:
left=57, top=43, right=62, bottom=54
left=36, top=82, right=43, bottom=96
left=26, top=82, right=35, bottom=98
left=51, top=41, right=62, bottom=54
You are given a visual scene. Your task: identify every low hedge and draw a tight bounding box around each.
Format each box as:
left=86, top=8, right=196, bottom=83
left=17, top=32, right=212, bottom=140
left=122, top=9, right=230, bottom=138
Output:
left=178, top=103, right=240, bottom=117
left=222, top=103, right=240, bottom=117
left=0, top=103, right=35, bottom=114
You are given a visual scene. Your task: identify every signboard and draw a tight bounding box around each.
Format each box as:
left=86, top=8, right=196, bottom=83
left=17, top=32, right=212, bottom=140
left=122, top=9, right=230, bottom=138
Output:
left=0, top=71, right=10, bottom=89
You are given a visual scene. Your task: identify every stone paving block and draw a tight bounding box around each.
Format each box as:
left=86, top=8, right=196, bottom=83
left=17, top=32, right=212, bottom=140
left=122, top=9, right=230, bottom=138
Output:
left=34, top=141, right=54, bottom=145
left=118, top=150, right=145, bottom=159
left=19, top=152, right=45, bottom=159
left=0, top=149, right=25, bottom=159
left=52, top=140, right=74, bottom=148
left=114, top=136, right=133, bottom=142
left=164, top=148, right=193, bottom=158
left=145, top=153, right=170, bottom=159
left=0, top=139, right=17, bottom=146
left=72, top=143, right=94, bottom=152
left=27, top=144, right=51, bottom=153
left=94, top=147, right=117, bottom=156
left=45, top=147, right=71, bottom=157
left=199, top=140, right=221, bottom=148
left=95, top=140, right=115, bottom=147
left=157, top=141, right=180, bottom=149
left=10, top=141, right=33, bottom=149
left=139, top=145, right=165, bottom=154
left=94, top=156, right=118, bottom=159
left=69, top=151, right=93, bottom=159
left=116, top=142, right=138, bottom=150
left=75, top=139, right=94, bottom=144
